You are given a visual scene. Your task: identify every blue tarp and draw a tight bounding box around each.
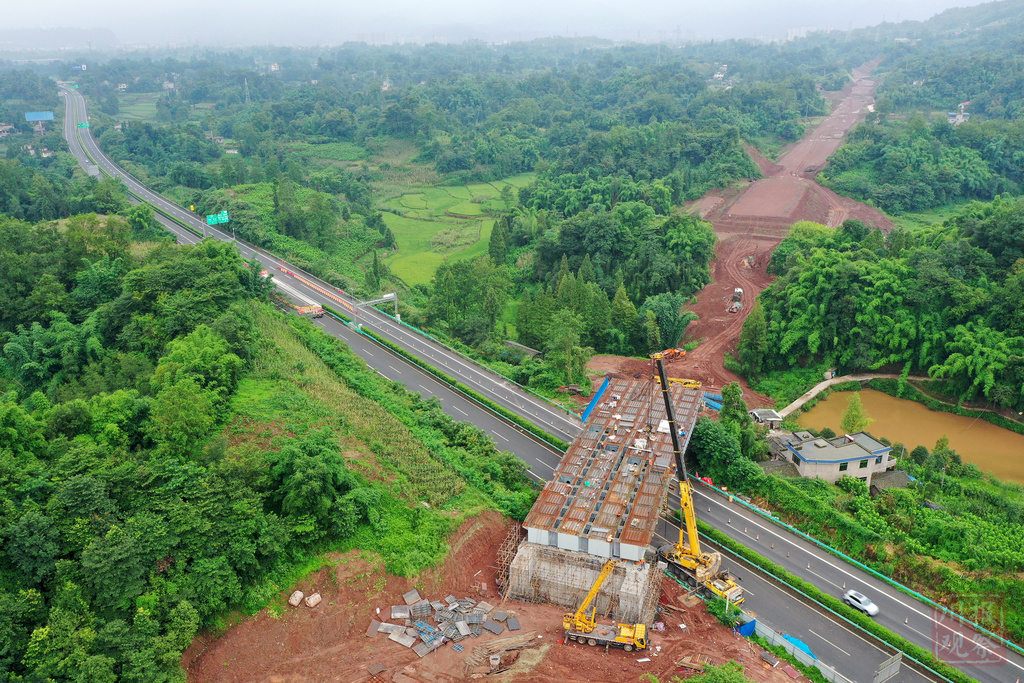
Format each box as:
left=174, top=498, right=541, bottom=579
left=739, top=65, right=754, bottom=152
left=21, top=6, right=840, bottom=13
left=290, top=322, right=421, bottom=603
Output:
left=581, top=376, right=610, bottom=423
left=737, top=619, right=756, bottom=637
left=782, top=634, right=817, bottom=660
left=704, top=399, right=722, bottom=411
left=24, top=111, right=54, bottom=122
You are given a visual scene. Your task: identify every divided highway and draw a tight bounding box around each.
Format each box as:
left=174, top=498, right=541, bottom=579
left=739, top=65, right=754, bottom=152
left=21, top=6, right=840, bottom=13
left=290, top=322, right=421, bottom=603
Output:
left=60, top=85, right=582, bottom=444
left=60, top=87, right=1018, bottom=683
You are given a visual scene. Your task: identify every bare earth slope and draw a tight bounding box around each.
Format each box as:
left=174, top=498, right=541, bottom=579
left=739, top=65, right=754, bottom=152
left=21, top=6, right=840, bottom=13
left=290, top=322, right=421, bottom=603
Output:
left=592, top=59, right=892, bottom=404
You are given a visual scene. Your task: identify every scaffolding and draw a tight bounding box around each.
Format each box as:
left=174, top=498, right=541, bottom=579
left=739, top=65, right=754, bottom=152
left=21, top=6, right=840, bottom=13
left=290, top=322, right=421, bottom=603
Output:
left=495, top=525, right=523, bottom=598
left=504, top=543, right=658, bottom=624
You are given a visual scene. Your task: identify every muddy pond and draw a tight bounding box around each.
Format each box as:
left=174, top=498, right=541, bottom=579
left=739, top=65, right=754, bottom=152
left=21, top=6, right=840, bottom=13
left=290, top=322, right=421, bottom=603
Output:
left=797, top=389, right=1024, bottom=483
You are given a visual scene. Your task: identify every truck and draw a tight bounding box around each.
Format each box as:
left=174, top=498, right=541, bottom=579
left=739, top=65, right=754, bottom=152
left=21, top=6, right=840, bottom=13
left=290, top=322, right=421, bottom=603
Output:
left=563, top=560, right=648, bottom=652
left=649, top=351, right=744, bottom=605
left=732, top=288, right=743, bottom=302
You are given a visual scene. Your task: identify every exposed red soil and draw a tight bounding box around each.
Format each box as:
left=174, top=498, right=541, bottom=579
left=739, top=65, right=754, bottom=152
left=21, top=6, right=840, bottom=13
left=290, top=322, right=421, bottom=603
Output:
left=589, top=59, right=892, bottom=407
left=183, top=511, right=805, bottom=683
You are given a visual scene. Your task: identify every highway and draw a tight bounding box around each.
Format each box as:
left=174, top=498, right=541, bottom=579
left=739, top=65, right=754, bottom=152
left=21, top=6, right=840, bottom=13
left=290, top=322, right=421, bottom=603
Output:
left=59, top=86, right=1016, bottom=683
left=59, top=85, right=582, bottom=445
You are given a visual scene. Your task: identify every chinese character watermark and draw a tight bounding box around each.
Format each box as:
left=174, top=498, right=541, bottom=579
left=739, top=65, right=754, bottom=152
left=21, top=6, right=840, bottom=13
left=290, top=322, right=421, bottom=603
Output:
left=932, top=594, right=1005, bottom=667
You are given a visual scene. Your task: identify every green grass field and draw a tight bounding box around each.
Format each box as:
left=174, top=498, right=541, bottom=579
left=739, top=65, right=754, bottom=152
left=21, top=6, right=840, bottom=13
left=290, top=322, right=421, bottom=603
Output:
left=116, top=93, right=162, bottom=121
left=284, top=141, right=367, bottom=163
left=380, top=173, right=533, bottom=286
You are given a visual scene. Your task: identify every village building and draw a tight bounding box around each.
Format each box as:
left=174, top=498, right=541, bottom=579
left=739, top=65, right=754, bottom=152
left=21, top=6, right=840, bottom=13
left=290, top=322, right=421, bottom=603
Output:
left=769, top=430, right=895, bottom=486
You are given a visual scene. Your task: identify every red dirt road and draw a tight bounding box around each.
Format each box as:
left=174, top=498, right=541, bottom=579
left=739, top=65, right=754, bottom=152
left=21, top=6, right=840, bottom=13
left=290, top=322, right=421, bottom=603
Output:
left=590, top=59, right=892, bottom=405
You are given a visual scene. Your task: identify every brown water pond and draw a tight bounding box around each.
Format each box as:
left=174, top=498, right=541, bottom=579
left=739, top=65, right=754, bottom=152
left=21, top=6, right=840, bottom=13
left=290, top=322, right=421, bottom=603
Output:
left=797, top=389, right=1024, bottom=483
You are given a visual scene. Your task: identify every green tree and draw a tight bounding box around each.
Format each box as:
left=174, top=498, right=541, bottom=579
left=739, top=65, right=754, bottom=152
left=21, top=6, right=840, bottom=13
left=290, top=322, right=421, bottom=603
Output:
left=642, top=309, right=662, bottom=352
left=737, top=300, right=768, bottom=376
left=146, top=378, right=216, bottom=456
left=488, top=217, right=508, bottom=264
left=686, top=416, right=742, bottom=483
left=545, top=310, right=592, bottom=385
left=364, top=251, right=381, bottom=292
left=840, top=392, right=874, bottom=433
left=610, top=284, right=639, bottom=352
left=4, top=511, right=61, bottom=584
left=718, top=382, right=750, bottom=429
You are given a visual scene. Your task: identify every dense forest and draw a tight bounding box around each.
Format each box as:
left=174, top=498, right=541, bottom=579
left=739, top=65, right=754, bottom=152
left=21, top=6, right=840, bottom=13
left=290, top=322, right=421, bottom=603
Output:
left=735, top=204, right=1024, bottom=412
left=0, top=207, right=535, bottom=680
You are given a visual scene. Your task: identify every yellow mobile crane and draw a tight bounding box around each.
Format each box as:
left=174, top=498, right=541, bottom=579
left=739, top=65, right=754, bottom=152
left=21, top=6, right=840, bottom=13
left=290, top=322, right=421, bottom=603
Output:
left=563, top=560, right=648, bottom=652
left=650, top=352, right=744, bottom=604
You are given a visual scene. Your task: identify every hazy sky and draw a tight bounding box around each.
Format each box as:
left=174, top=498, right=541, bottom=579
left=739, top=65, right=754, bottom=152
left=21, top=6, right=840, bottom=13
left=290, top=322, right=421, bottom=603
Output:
left=6, top=0, right=992, bottom=46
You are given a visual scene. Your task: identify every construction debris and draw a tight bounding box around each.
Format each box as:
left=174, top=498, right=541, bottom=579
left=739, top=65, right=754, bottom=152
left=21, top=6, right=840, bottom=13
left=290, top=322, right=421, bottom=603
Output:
left=366, top=592, right=530, bottom=662
left=304, top=593, right=322, bottom=608
left=676, top=653, right=717, bottom=671
left=288, top=591, right=304, bottom=607
left=464, top=632, right=539, bottom=667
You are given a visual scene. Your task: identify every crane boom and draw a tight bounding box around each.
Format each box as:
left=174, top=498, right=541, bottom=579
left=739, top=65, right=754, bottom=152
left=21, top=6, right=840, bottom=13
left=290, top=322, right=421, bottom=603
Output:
left=652, top=353, right=704, bottom=562
left=564, top=560, right=619, bottom=633
left=649, top=353, right=743, bottom=602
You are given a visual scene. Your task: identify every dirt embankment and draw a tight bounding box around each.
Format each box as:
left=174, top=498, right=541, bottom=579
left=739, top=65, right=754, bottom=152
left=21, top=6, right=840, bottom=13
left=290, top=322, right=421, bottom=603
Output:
left=184, top=512, right=807, bottom=683
left=589, top=58, right=891, bottom=406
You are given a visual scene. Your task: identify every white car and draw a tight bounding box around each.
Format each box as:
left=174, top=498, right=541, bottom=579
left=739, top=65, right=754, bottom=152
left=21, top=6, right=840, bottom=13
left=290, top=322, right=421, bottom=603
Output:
left=843, top=590, right=879, bottom=616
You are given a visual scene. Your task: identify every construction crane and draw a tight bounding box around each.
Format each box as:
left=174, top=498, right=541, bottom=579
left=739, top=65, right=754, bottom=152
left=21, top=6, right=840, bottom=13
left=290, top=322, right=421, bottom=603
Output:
left=563, top=560, right=647, bottom=652
left=650, top=352, right=743, bottom=604
left=668, top=377, right=702, bottom=389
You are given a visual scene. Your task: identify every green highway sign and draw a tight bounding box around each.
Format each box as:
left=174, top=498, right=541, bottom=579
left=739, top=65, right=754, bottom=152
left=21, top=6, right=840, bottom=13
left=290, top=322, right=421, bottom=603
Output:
left=77, top=122, right=89, bottom=128
left=205, top=211, right=230, bottom=226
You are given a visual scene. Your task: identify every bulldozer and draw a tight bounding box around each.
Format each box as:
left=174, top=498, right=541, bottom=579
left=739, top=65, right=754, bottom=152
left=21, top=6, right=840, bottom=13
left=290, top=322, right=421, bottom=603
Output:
left=649, top=352, right=744, bottom=604
left=562, top=560, right=647, bottom=652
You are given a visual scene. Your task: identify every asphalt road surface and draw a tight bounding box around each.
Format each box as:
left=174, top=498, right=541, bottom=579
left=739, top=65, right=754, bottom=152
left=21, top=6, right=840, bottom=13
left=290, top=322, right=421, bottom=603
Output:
left=59, top=86, right=1020, bottom=683
left=59, top=86, right=582, bottom=444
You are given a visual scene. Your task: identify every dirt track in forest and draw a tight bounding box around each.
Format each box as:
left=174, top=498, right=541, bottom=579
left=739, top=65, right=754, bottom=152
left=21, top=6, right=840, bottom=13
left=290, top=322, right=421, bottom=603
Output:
left=590, top=58, right=893, bottom=406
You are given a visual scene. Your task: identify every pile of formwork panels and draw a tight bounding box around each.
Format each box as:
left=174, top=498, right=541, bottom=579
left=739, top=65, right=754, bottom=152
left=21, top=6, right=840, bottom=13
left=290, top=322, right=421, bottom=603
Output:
left=366, top=588, right=521, bottom=658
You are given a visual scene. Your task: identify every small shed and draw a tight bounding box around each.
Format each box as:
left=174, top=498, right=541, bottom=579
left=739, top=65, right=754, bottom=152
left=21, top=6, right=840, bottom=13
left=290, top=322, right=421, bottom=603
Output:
left=504, top=340, right=541, bottom=359
left=869, top=470, right=913, bottom=498
left=749, top=408, right=783, bottom=429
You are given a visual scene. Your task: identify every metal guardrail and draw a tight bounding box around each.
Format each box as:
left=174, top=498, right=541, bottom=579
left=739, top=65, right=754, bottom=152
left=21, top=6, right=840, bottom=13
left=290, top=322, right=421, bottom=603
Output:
left=694, top=476, right=1024, bottom=661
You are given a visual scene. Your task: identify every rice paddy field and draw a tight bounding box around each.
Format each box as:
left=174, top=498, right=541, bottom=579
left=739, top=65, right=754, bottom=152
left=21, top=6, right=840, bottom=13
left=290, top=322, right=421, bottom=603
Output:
left=382, top=172, right=534, bottom=286
left=115, top=93, right=163, bottom=121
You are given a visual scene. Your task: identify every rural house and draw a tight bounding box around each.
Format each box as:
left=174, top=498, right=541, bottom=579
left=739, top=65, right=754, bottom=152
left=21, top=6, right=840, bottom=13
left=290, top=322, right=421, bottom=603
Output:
left=769, top=430, right=895, bottom=486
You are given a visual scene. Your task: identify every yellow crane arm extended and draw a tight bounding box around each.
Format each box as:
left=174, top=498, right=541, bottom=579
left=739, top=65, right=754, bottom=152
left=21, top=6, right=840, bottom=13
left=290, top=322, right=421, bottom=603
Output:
left=564, top=560, right=619, bottom=633
left=651, top=353, right=721, bottom=583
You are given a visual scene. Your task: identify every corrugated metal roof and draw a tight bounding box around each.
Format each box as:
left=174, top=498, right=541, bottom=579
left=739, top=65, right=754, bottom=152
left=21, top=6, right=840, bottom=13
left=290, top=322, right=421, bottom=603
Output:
left=522, top=376, right=702, bottom=555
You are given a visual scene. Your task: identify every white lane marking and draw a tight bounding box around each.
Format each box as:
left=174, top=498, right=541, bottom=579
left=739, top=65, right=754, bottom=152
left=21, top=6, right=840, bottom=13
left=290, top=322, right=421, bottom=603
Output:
left=453, top=406, right=468, bottom=416
left=806, top=567, right=842, bottom=590
left=808, top=629, right=852, bottom=657
left=494, top=432, right=509, bottom=442
left=527, top=470, right=546, bottom=483
left=693, top=488, right=1023, bottom=672
left=529, top=459, right=555, bottom=473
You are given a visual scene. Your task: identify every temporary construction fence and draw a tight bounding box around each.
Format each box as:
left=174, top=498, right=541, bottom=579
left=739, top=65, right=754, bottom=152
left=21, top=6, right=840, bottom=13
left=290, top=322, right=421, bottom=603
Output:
left=748, top=618, right=856, bottom=683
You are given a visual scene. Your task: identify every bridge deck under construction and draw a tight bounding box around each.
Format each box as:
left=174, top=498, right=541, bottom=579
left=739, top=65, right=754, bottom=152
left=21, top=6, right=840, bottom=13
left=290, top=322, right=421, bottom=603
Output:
left=522, top=376, right=703, bottom=561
